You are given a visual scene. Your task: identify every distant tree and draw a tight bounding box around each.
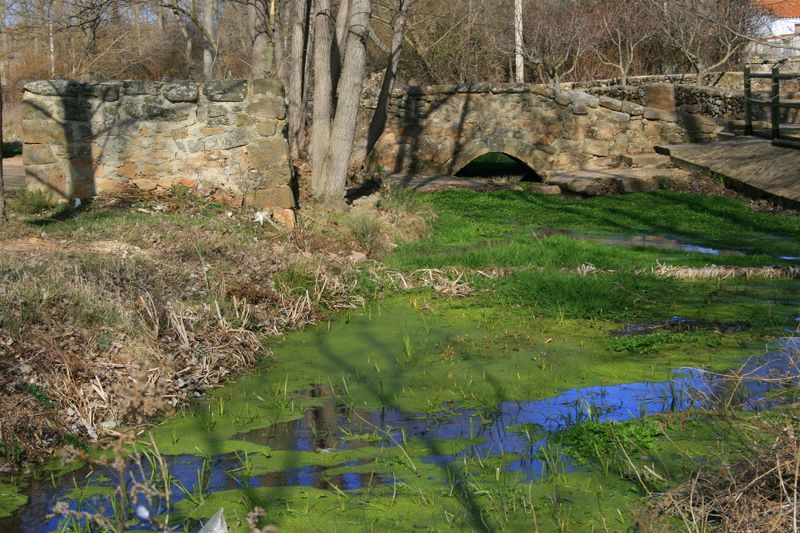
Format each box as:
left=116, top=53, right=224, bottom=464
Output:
left=646, top=0, right=767, bottom=85
left=520, top=0, right=592, bottom=87
left=592, top=0, right=655, bottom=85
left=514, top=0, right=523, bottom=83
left=366, top=0, right=410, bottom=153
left=0, top=76, right=6, bottom=222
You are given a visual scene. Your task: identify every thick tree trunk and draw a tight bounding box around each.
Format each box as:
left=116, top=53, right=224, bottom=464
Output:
left=287, top=0, right=310, bottom=160
left=514, top=0, right=524, bottom=83
left=202, top=0, right=215, bottom=80
left=366, top=0, right=408, bottom=153
left=251, top=33, right=274, bottom=78
left=331, top=0, right=350, bottom=96
left=0, top=77, right=6, bottom=222
left=320, top=0, right=371, bottom=203
left=250, top=0, right=275, bottom=77
left=310, top=0, right=333, bottom=195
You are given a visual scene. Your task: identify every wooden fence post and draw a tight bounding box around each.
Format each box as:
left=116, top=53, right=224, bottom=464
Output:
left=771, top=67, right=781, bottom=140
left=744, top=66, right=753, bottom=136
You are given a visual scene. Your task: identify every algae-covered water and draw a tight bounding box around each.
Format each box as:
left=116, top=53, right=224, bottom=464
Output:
left=4, top=295, right=798, bottom=532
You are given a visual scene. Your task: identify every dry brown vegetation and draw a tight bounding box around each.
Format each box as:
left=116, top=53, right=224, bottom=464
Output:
left=654, top=419, right=800, bottom=532
left=0, top=185, right=436, bottom=468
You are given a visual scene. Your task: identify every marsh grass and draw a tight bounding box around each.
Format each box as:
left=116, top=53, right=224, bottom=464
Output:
left=345, top=210, right=383, bottom=256
left=13, top=189, right=58, bottom=215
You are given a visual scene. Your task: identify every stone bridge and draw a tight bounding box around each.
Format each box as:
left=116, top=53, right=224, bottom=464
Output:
left=367, top=83, right=715, bottom=177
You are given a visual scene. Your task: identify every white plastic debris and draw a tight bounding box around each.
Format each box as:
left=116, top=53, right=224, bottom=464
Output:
left=199, top=508, right=228, bottom=533
left=254, top=211, right=268, bottom=225
left=72, top=198, right=81, bottom=209
left=135, top=504, right=150, bottom=521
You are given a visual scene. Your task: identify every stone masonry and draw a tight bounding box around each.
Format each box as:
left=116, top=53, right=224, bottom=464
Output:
left=22, top=78, right=294, bottom=209
left=367, top=83, right=690, bottom=176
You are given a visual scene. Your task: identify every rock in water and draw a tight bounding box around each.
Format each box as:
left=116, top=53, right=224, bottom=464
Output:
left=199, top=509, right=228, bottom=533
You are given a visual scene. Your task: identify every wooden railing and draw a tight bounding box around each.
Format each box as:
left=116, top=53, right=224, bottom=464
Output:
left=744, top=66, right=800, bottom=149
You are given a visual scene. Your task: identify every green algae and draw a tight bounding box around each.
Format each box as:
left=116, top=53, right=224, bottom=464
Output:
left=0, top=482, right=27, bottom=518
left=147, top=295, right=758, bottom=459
left=139, top=293, right=771, bottom=531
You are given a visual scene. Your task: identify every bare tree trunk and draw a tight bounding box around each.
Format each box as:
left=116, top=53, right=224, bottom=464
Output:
left=250, top=0, right=274, bottom=77
left=331, top=0, right=350, bottom=94
left=48, top=20, right=55, bottom=77
left=366, top=0, right=408, bottom=153
left=320, top=0, right=371, bottom=203
left=0, top=76, right=6, bottom=222
left=273, top=0, right=288, bottom=79
left=310, top=0, right=332, bottom=194
left=514, top=0, right=524, bottom=83
left=287, top=0, right=310, bottom=160
left=202, top=0, right=215, bottom=80
left=303, top=1, right=315, bottom=107
left=132, top=4, right=143, bottom=57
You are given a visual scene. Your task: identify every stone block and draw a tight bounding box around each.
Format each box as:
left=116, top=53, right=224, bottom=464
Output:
left=583, top=139, right=610, bottom=157
left=606, top=111, right=631, bottom=123
left=140, top=104, right=192, bottom=122
left=244, top=185, right=295, bottom=209
left=255, top=119, right=280, bottom=137
left=251, top=78, right=285, bottom=98
left=163, top=82, right=199, bottom=102
left=123, top=80, right=162, bottom=96
left=643, top=108, right=677, bottom=122
left=599, top=96, right=622, bottom=111
left=87, top=83, right=120, bottom=102
left=555, top=92, right=573, bottom=106
left=132, top=178, right=158, bottom=191
left=456, top=83, right=492, bottom=93
left=95, top=177, right=127, bottom=194
left=205, top=80, right=248, bottom=102
left=644, top=83, right=675, bottom=111
left=587, top=126, right=615, bottom=141
left=23, top=144, right=56, bottom=166
left=575, top=94, right=599, bottom=108
left=23, top=120, right=69, bottom=144
left=528, top=183, right=561, bottom=196
left=248, top=137, right=290, bottom=169
left=219, top=129, right=248, bottom=150
left=643, top=120, right=663, bottom=137
left=21, top=99, right=52, bottom=122
left=571, top=103, right=589, bottom=115
left=208, top=115, right=232, bottom=127
left=24, top=79, right=83, bottom=97
left=273, top=208, right=296, bottom=227
left=621, top=101, right=644, bottom=116
left=117, top=162, right=138, bottom=179
left=25, top=164, right=66, bottom=194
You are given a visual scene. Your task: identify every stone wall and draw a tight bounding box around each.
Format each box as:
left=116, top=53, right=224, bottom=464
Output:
left=22, top=78, right=294, bottom=209
left=368, top=83, right=691, bottom=176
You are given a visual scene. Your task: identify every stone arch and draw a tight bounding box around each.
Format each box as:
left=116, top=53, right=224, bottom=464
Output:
left=448, top=140, right=542, bottom=180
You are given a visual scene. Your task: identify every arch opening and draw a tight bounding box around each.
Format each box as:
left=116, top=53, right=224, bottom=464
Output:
left=454, top=152, right=541, bottom=182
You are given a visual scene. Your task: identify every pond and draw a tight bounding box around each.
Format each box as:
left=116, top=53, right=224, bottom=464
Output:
left=3, top=296, right=798, bottom=532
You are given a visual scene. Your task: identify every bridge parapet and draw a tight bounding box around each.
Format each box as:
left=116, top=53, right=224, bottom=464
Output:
left=369, top=83, right=692, bottom=177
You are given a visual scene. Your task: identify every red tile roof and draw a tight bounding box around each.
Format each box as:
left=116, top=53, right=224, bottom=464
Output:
left=761, top=0, right=800, bottom=18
